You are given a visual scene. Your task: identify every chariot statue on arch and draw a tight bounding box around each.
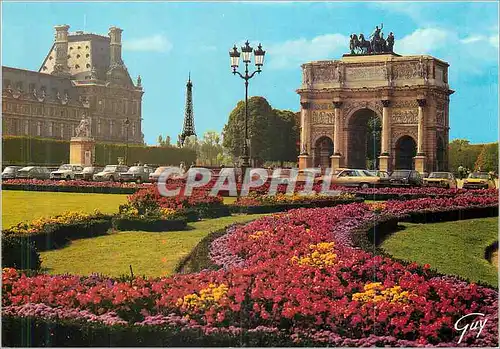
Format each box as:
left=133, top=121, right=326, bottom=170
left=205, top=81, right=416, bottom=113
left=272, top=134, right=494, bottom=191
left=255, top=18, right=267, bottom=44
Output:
left=349, top=24, right=395, bottom=55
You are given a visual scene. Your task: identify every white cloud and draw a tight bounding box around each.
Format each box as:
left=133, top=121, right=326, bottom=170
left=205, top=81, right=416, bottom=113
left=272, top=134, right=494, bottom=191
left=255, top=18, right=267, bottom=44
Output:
left=266, top=33, right=348, bottom=69
left=397, top=28, right=453, bottom=55
left=461, top=35, right=486, bottom=44
left=123, top=34, right=172, bottom=53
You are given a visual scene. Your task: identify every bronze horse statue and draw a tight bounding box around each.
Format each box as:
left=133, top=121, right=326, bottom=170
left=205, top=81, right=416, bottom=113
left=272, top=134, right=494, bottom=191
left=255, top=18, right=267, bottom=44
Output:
left=350, top=34, right=372, bottom=54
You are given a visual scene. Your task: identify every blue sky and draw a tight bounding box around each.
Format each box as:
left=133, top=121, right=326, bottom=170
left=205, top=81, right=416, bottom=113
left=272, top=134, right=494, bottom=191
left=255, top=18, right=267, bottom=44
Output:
left=2, top=1, right=499, bottom=145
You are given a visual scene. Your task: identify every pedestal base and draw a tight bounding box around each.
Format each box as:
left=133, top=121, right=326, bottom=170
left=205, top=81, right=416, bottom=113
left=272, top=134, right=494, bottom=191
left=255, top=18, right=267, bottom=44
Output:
left=298, top=154, right=312, bottom=170
left=70, top=137, right=96, bottom=166
left=414, top=155, right=426, bottom=174
left=378, top=155, right=391, bottom=172
left=330, top=154, right=343, bottom=172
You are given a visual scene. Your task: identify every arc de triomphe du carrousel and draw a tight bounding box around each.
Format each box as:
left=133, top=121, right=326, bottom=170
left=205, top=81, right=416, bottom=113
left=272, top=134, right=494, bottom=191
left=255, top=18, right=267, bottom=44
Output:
left=296, top=25, right=453, bottom=174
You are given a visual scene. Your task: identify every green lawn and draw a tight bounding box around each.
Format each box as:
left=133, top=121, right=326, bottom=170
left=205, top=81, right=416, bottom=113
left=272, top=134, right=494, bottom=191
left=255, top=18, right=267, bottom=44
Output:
left=41, top=214, right=269, bottom=278
left=381, top=217, right=498, bottom=287
left=2, top=191, right=128, bottom=229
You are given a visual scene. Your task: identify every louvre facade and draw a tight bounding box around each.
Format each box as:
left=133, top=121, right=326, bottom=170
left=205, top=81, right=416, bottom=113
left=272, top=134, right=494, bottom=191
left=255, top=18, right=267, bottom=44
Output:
left=2, top=25, right=144, bottom=144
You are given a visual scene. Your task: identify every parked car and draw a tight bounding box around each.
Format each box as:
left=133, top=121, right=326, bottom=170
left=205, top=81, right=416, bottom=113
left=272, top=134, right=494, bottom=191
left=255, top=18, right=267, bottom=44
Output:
left=367, top=170, right=391, bottom=187
left=119, top=165, right=155, bottom=183
left=93, top=165, right=129, bottom=182
left=330, top=169, right=381, bottom=188
left=50, top=164, right=84, bottom=180
left=74, top=166, right=103, bottom=181
left=388, top=170, right=423, bottom=187
left=149, top=166, right=169, bottom=183
left=462, top=172, right=496, bottom=189
left=423, top=172, right=457, bottom=189
left=16, top=166, right=50, bottom=180
left=2, top=166, right=23, bottom=179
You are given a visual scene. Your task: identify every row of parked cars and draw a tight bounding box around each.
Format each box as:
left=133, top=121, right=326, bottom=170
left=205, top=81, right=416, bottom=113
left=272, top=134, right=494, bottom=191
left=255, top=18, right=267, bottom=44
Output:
left=1, top=164, right=164, bottom=183
left=2, top=165, right=497, bottom=189
left=298, top=168, right=495, bottom=189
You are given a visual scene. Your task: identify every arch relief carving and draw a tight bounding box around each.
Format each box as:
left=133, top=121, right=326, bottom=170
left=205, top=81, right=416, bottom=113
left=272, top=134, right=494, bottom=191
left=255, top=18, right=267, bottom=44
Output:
left=342, top=100, right=383, bottom=125
left=311, top=127, right=333, bottom=146
left=391, top=109, right=418, bottom=124
left=391, top=128, right=417, bottom=148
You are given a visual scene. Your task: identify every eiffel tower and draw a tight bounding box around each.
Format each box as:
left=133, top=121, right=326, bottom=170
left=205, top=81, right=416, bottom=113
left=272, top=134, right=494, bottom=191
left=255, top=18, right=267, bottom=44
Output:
left=179, top=73, right=196, bottom=147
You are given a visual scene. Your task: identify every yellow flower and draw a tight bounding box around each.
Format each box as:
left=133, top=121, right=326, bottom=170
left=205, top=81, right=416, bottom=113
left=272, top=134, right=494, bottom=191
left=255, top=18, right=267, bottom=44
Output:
left=352, top=282, right=412, bottom=304
left=177, top=283, right=228, bottom=313
left=291, top=242, right=337, bottom=268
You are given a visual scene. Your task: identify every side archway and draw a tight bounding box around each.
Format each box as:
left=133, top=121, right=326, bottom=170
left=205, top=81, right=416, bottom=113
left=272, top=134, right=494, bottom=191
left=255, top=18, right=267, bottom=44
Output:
left=313, top=136, right=333, bottom=168
left=395, top=135, right=417, bottom=170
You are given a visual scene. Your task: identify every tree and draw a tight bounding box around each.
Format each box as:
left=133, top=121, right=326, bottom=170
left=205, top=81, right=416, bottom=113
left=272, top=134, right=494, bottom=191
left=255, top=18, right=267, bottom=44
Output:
left=272, top=109, right=300, bottom=165
left=157, top=135, right=172, bottom=147
left=448, top=139, right=482, bottom=173
left=474, top=143, right=498, bottom=172
left=198, top=131, right=225, bottom=166
left=223, top=96, right=300, bottom=166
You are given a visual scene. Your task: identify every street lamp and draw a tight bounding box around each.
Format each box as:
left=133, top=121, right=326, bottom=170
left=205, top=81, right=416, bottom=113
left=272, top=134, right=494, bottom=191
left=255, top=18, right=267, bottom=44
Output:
left=229, top=41, right=265, bottom=178
left=124, top=117, right=130, bottom=165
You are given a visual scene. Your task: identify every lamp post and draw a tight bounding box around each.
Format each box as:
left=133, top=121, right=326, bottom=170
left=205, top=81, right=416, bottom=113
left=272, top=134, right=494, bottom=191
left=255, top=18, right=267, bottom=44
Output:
left=124, top=117, right=130, bottom=165
left=229, top=41, right=265, bottom=179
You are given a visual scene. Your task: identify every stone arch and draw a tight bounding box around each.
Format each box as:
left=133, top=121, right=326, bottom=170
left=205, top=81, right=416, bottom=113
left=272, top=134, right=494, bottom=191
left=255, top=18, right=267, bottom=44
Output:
left=343, top=101, right=383, bottom=126
left=394, top=135, right=417, bottom=170
left=313, top=136, right=333, bottom=168
left=345, top=107, right=381, bottom=169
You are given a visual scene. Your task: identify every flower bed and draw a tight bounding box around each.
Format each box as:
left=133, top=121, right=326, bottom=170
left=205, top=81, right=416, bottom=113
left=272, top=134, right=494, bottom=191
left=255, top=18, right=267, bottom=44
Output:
left=2, top=193, right=498, bottom=346
left=127, top=187, right=230, bottom=221
left=2, top=211, right=112, bottom=252
left=2, top=179, right=147, bottom=194
left=231, top=192, right=363, bottom=214
left=111, top=207, right=188, bottom=232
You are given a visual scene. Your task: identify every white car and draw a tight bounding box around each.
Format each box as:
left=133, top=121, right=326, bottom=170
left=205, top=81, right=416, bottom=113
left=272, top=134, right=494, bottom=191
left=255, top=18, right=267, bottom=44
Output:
left=50, top=164, right=84, bottom=180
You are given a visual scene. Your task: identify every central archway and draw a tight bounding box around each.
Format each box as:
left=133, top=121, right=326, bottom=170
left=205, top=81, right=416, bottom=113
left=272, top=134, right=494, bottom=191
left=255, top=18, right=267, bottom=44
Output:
left=313, top=136, right=333, bottom=168
left=347, top=108, right=381, bottom=169
left=395, top=135, right=417, bottom=170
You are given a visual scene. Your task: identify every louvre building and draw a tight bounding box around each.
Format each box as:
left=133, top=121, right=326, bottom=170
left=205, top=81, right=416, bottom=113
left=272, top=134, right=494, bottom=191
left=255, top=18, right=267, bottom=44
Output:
left=2, top=25, right=144, bottom=144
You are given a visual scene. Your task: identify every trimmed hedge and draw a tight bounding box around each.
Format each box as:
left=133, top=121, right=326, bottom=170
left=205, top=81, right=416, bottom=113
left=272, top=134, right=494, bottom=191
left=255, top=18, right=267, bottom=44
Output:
left=2, top=136, right=197, bottom=166
left=2, top=218, right=112, bottom=252
left=111, top=216, right=187, bottom=232
left=2, top=184, right=139, bottom=194
left=1, top=236, right=41, bottom=270
left=196, top=205, right=231, bottom=219
left=230, top=198, right=363, bottom=214
left=2, top=316, right=295, bottom=347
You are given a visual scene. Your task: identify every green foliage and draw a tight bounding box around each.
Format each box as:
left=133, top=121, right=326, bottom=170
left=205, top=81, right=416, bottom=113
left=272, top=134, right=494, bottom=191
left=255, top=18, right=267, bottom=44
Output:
left=474, top=143, right=498, bottom=172
left=223, top=97, right=299, bottom=165
left=2, top=136, right=196, bottom=166
left=2, top=136, right=69, bottom=165
left=157, top=135, right=172, bottom=147
left=448, top=139, right=483, bottom=173
left=198, top=131, right=225, bottom=166
left=1, top=236, right=41, bottom=270
left=94, top=143, right=196, bottom=166
left=2, top=316, right=294, bottom=347
left=366, top=115, right=382, bottom=169
left=111, top=216, right=187, bottom=232
left=272, top=109, right=300, bottom=164
left=2, top=219, right=112, bottom=252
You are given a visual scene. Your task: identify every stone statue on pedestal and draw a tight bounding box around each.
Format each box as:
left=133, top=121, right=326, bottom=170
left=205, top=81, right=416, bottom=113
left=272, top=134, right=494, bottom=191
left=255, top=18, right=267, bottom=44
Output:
left=75, top=114, right=91, bottom=138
